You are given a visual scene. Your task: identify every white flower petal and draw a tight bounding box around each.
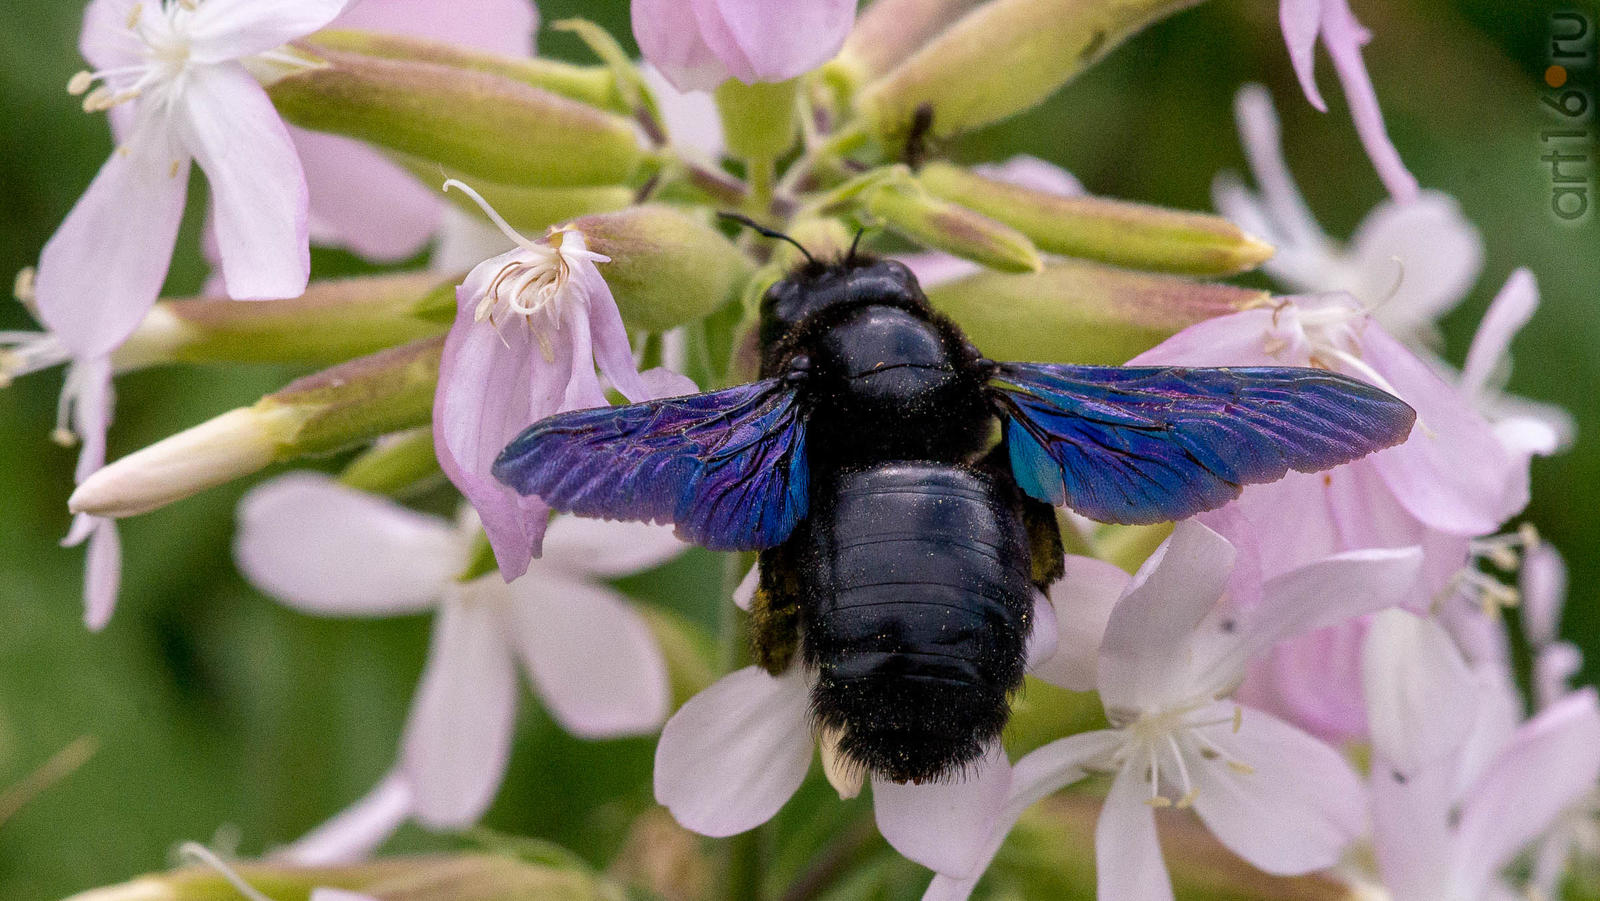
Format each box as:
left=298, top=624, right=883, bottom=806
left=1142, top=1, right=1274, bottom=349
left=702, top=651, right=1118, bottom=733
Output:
left=971, top=155, right=1083, bottom=196
left=1361, top=610, right=1478, bottom=776
left=36, top=117, right=189, bottom=359
left=1096, top=764, right=1174, bottom=901
left=539, top=517, right=687, bottom=579
left=80, top=516, right=122, bottom=632
left=294, top=128, right=441, bottom=261
left=80, top=0, right=145, bottom=70
left=187, top=0, right=354, bottom=63
left=1453, top=690, right=1600, bottom=895
left=653, top=666, right=812, bottom=836
left=1347, top=193, right=1482, bottom=336
left=178, top=65, right=309, bottom=300
left=401, top=586, right=519, bottom=828
left=1461, top=269, right=1536, bottom=400
left=1024, top=591, right=1058, bottom=670
left=874, top=744, right=1012, bottom=877
left=1190, top=706, right=1365, bottom=874
left=508, top=579, right=669, bottom=738
left=234, top=473, right=462, bottom=616
left=276, top=770, right=414, bottom=865
left=1098, top=521, right=1235, bottom=712
left=1028, top=555, right=1129, bottom=691
left=1369, top=748, right=1457, bottom=899
left=312, top=891, right=382, bottom=901
left=732, top=561, right=758, bottom=612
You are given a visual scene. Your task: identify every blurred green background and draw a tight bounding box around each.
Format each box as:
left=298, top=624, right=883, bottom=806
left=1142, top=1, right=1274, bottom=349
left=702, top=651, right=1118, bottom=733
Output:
left=1, top=0, right=1597, bottom=898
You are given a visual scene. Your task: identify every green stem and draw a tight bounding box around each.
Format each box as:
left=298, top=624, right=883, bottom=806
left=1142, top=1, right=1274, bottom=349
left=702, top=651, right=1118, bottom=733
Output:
left=747, top=157, right=777, bottom=219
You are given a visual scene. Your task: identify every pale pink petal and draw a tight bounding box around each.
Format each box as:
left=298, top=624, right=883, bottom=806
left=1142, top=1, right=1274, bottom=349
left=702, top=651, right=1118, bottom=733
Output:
left=400, top=586, right=519, bottom=828
left=178, top=65, right=309, bottom=300
left=1522, top=542, right=1567, bottom=648
left=1028, top=555, right=1129, bottom=691
left=1096, top=764, right=1174, bottom=901
left=539, top=517, right=687, bottom=580
left=36, top=118, right=189, bottom=359
left=507, top=579, right=669, bottom=738
left=80, top=517, right=122, bottom=632
left=556, top=298, right=609, bottom=412
left=653, top=666, right=813, bottom=836
left=1190, top=706, right=1365, bottom=874
left=971, top=156, right=1083, bottom=197
left=921, top=731, right=1116, bottom=901
left=277, top=770, right=414, bottom=865
left=1230, top=84, right=1332, bottom=255
left=1369, top=749, right=1456, bottom=897
left=1024, top=592, right=1058, bottom=670
left=1535, top=643, right=1582, bottom=712
left=332, top=0, right=537, bottom=57
left=80, top=0, right=144, bottom=70
left=1239, top=621, right=1370, bottom=744
left=1348, top=193, right=1482, bottom=335
left=1129, top=308, right=1282, bottom=369
left=313, top=891, right=381, bottom=901
left=1454, top=665, right=1522, bottom=794
left=640, top=365, right=699, bottom=399
left=874, top=744, right=1012, bottom=876
left=434, top=254, right=548, bottom=579
left=895, top=253, right=980, bottom=290
left=1453, top=690, right=1600, bottom=895
left=633, top=0, right=731, bottom=92
left=234, top=473, right=462, bottom=616
left=1279, top=0, right=1327, bottom=111
left=1195, top=546, right=1422, bottom=694
left=186, top=0, right=354, bottom=63
left=732, top=562, right=758, bottom=612
left=573, top=253, right=651, bottom=403
left=1361, top=326, right=1524, bottom=534
left=1461, top=269, right=1537, bottom=400
left=293, top=128, right=441, bottom=261
left=1098, top=521, right=1235, bottom=712
left=1361, top=610, right=1478, bottom=775
left=641, top=63, right=727, bottom=159
left=1319, top=0, right=1419, bottom=202
left=696, top=0, right=858, bottom=84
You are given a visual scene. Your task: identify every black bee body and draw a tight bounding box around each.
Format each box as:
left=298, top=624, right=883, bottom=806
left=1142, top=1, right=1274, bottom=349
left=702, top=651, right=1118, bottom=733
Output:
left=753, top=259, right=1051, bottom=784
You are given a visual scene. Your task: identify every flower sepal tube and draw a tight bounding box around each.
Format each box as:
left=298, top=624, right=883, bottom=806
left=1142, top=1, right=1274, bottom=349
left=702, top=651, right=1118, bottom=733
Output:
left=69, top=338, right=443, bottom=519
left=857, top=0, right=1207, bottom=144
left=265, top=44, right=645, bottom=188
left=917, top=161, right=1276, bottom=277
left=829, top=168, right=1044, bottom=273
left=924, top=260, right=1268, bottom=364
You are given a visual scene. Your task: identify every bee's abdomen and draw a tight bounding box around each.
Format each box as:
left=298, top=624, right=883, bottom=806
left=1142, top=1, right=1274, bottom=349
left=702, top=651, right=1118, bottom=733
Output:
left=797, top=463, right=1035, bottom=784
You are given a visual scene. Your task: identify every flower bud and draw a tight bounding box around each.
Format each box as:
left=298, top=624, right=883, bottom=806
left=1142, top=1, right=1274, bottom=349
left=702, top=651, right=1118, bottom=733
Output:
left=400, top=156, right=635, bottom=233
left=569, top=206, right=753, bottom=332
left=918, top=161, right=1275, bottom=276
left=63, top=854, right=620, bottom=901
left=715, top=78, right=800, bottom=165
left=857, top=0, right=1205, bottom=143
left=116, top=273, right=455, bottom=371
left=830, top=0, right=989, bottom=88
left=925, top=259, right=1264, bottom=364
left=862, top=177, right=1044, bottom=274
left=267, top=46, right=644, bottom=188
left=70, top=339, right=443, bottom=519
left=305, top=29, right=627, bottom=113
left=339, top=428, right=442, bottom=496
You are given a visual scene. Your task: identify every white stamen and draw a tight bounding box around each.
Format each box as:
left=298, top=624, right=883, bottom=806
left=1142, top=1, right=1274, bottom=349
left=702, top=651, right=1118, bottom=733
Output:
left=443, top=178, right=540, bottom=253
left=177, top=842, right=276, bottom=901
left=12, top=267, right=35, bottom=304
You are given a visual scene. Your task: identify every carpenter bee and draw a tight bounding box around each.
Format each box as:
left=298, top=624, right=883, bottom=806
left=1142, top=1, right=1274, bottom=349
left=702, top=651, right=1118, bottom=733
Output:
left=491, top=236, right=1416, bottom=785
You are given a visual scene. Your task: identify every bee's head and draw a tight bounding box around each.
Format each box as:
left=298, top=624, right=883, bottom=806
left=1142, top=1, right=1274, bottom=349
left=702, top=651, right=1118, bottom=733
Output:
left=758, top=256, right=929, bottom=352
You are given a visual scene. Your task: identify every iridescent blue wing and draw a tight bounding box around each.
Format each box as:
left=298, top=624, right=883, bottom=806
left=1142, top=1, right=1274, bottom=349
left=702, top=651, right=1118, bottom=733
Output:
left=492, top=379, right=808, bottom=551
left=989, top=362, right=1416, bottom=524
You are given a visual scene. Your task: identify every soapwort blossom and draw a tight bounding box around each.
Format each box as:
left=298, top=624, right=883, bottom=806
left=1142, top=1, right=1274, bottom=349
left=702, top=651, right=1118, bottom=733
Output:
left=433, top=181, right=674, bottom=580
left=1278, top=0, right=1418, bottom=201
left=37, top=0, right=353, bottom=363
left=909, top=521, right=1422, bottom=900
left=235, top=473, right=681, bottom=862
left=632, top=0, right=860, bottom=92
left=1358, top=610, right=1600, bottom=901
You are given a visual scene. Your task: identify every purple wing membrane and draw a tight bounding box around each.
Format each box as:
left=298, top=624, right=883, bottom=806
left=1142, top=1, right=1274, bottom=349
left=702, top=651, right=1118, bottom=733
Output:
left=990, top=362, right=1416, bottom=524
left=492, top=379, right=809, bottom=551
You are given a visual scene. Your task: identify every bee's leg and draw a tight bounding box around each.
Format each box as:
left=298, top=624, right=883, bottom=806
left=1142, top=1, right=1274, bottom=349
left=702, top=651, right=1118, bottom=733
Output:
left=749, top=541, right=805, bottom=675
left=978, top=441, right=1065, bottom=592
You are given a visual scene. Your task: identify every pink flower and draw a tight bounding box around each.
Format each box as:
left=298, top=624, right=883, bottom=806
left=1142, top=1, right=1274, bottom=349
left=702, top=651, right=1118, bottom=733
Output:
left=432, top=181, right=690, bottom=579
left=910, top=521, right=1422, bottom=900
left=1360, top=610, right=1600, bottom=901
left=37, top=0, right=354, bottom=363
left=290, top=0, right=539, bottom=261
left=234, top=473, right=682, bottom=862
left=1278, top=0, right=1419, bottom=202
left=632, top=0, right=859, bottom=92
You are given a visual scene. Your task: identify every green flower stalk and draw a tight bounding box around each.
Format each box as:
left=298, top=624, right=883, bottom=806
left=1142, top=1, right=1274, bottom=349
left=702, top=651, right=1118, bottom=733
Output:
left=266, top=45, right=644, bottom=188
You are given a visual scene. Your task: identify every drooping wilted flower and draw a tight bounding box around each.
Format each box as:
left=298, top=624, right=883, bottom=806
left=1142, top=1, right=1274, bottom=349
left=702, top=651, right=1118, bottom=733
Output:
left=235, top=473, right=682, bottom=861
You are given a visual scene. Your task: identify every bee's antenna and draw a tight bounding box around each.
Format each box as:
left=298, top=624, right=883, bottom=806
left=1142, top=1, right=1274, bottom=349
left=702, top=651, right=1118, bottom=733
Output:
left=717, top=212, right=815, bottom=265
left=846, top=225, right=868, bottom=263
